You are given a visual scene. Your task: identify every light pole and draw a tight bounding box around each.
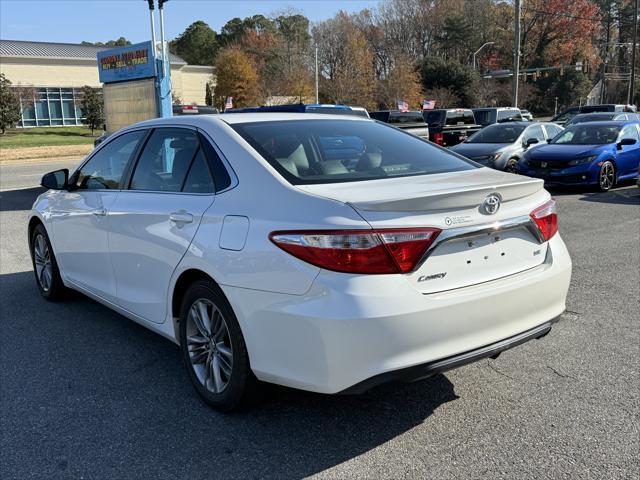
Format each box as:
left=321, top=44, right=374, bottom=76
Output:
left=473, top=42, right=494, bottom=70
left=315, top=44, right=319, bottom=104
left=512, top=0, right=522, bottom=108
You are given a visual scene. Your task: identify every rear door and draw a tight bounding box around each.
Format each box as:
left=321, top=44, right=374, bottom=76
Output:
left=107, top=127, right=220, bottom=323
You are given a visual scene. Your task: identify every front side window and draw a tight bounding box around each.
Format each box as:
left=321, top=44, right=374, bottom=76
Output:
left=466, top=124, right=527, bottom=144
left=524, top=125, right=545, bottom=142
left=130, top=128, right=200, bottom=192
left=232, top=120, right=476, bottom=185
left=552, top=125, right=621, bottom=145
left=619, top=125, right=640, bottom=142
left=75, top=130, right=144, bottom=190
left=473, top=110, right=494, bottom=126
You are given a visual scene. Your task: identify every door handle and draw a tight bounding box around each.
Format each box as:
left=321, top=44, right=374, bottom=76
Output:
left=169, top=211, right=193, bottom=224
left=92, top=208, right=107, bottom=216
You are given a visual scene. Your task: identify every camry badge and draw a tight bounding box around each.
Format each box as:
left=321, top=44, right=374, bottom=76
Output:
left=482, top=193, right=501, bottom=215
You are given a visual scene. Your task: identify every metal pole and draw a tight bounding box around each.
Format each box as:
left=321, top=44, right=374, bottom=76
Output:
left=601, top=14, right=611, bottom=104
left=147, top=0, right=157, bottom=60
left=159, top=1, right=167, bottom=66
left=315, top=45, right=319, bottom=104
left=512, top=0, right=521, bottom=107
left=629, top=0, right=638, bottom=105
left=554, top=97, right=558, bottom=115
left=473, top=42, right=494, bottom=71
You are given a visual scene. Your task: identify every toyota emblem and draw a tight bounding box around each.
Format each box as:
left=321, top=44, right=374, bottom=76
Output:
left=482, top=194, right=501, bottom=215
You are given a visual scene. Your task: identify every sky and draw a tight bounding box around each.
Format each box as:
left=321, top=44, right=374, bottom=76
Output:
left=0, top=0, right=379, bottom=44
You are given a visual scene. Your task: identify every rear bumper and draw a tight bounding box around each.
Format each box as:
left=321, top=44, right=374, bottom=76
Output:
left=339, top=320, right=553, bottom=394
left=222, top=234, right=572, bottom=394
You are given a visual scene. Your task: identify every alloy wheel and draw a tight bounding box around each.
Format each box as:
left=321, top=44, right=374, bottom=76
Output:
left=506, top=159, right=518, bottom=173
left=599, top=162, right=615, bottom=191
left=186, top=298, right=233, bottom=394
left=33, top=234, right=53, bottom=292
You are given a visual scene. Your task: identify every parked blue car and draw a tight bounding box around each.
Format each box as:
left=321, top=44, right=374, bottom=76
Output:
left=518, top=121, right=640, bottom=191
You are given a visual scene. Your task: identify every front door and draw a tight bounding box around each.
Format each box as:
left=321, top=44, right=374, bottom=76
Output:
left=616, top=124, right=640, bottom=177
left=107, top=127, right=217, bottom=323
left=50, top=130, right=145, bottom=301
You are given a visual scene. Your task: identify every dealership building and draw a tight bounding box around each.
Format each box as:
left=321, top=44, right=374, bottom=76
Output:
left=0, top=39, right=214, bottom=127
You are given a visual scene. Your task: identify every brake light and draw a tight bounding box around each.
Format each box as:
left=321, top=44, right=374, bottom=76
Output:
left=270, top=228, right=441, bottom=274
left=433, top=133, right=444, bottom=145
left=530, top=199, right=558, bottom=241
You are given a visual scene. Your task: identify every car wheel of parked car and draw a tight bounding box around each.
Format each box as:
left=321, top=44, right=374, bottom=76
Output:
left=505, top=158, right=519, bottom=173
left=30, top=223, right=67, bottom=301
left=179, top=279, right=258, bottom=411
left=598, top=161, right=616, bottom=192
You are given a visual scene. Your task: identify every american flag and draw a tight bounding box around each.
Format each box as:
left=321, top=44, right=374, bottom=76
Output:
left=422, top=100, right=436, bottom=110
left=397, top=99, right=409, bottom=112
left=224, top=96, right=233, bottom=110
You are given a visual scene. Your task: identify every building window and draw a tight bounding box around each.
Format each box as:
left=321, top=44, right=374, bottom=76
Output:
left=14, top=87, right=97, bottom=128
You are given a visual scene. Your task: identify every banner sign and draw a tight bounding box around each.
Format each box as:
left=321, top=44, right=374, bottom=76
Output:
left=98, top=41, right=155, bottom=84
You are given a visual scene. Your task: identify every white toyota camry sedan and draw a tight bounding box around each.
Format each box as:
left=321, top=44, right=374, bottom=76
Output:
left=29, top=113, right=572, bottom=411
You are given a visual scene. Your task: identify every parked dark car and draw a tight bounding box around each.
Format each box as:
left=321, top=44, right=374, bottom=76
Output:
left=565, top=112, right=640, bottom=127
left=422, top=108, right=481, bottom=147
left=225, top=104, right=365, bottom=116
left=369, top=110, right=430, bottom=140
left=472, top=107, right=523, bottom=126
left=551, top=104, right=637, bottom=126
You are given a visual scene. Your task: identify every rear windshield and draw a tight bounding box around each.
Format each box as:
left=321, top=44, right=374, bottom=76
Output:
left=388, top=112, right=425, bottom=124
left=424, top=111, right=444, bottom=126
left=551, top=125, right=621, bottom=145
left=446, top=110, right=476, bottom=126
left=232, top=120, right=476, bottom=185
left=569, top=114, right=616, bottom=125
left=466, top=124, right=526, bottom=144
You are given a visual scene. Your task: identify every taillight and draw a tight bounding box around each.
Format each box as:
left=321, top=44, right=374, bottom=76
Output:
left=433, top=133, right=444, bottom=145
left=530, top=198, right=558, bottom=241
left=269, top=228, right=441, bottom=274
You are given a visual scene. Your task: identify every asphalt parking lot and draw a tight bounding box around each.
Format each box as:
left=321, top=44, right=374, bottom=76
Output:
left=1, top=160, right=638, bottom=480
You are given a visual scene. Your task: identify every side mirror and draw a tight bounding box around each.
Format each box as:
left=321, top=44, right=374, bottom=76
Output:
left=524, top=138, right=539, bottom=147
left=41, top=169, right=69, bottom=190
left=617, top=138, right=637, bottom=149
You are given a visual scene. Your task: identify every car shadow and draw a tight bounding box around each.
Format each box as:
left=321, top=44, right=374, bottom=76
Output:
left=1, top=270, right=458, bottom=479
left=578, top=187, right=640, bottom=206
left=0, top=186, right=45, bottom=212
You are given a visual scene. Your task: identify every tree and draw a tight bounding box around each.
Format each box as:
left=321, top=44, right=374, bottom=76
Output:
left=535, top=69, right=593, bottom=111
left=423, top=87, right=460, bottom=109
left=219, top=15, right=276, bottom=46
left=79, top=86, right=104, bottom=135
left=313, top=12, right=376, bottom=108
left=213, top=47, right=261, bottom=108
left=169, top=21, right=218, bottom=66
left=420, top=56, right=480, bottom=107
left=205, top=83, right=213, bottom=106
left=0, top=74, right=21, bottom=134
left=377, top=55, right=424, bottom=109
left=81, top=37, right=131, bottom=47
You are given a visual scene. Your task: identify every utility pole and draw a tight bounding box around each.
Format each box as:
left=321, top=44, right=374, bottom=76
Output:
left=512, top=0, right=521, bottom=107
left=601, top=13, right=611, bottom=104
left=629, top=0, right=638, bottom=105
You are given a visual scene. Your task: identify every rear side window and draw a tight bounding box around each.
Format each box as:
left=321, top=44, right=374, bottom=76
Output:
left=498, top=110, right=521, bottom=121
left=76, top=130, right=144, bottom=190
left=231, top=119, right=476, bottom=185
left=473, top=110, right=494, bottom=126
left=182, top=149, right=215, bottom=193
left=131, top=128, right=200, bottom=192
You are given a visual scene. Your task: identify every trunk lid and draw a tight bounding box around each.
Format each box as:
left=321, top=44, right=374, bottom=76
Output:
left=297, top=169, right=549, bottom=293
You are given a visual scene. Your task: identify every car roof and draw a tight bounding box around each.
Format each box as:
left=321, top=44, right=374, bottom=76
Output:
left=565, top=120, right=634, bottom=127
left=127, top=112, right=371, bottom=129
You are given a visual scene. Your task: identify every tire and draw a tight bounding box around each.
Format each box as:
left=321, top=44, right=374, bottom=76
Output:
left=30, top=223, right=67, bottom=301
left=179, top=280, right=260, bottom=411
left=598, top=160, right=616, bottom=192
left=505, top=158, right=519, bottom=173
